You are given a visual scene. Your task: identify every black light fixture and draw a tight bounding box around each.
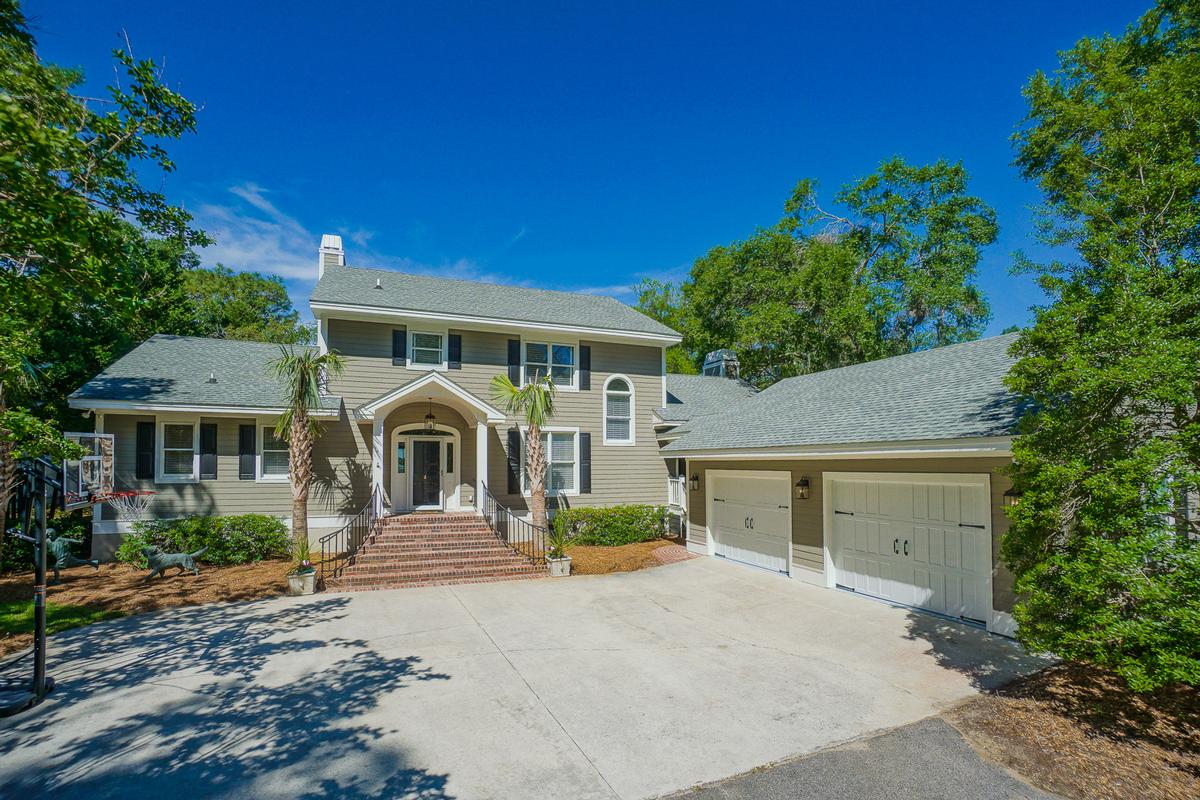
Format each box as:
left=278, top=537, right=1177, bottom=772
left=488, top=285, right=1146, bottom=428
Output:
left=794, top=477, right=811, bottom=500
left=423, top=397, right=436, bottom=433
left=689, top=474, right=700, bottom=492
left=1003, top=487, right=1021, bottom=508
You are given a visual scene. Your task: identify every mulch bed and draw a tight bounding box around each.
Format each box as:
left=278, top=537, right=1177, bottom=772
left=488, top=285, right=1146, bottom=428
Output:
left=0, top=560, right=292, bottom=658
left=566, top=538, right=683, bottom=575
left=946, top=662, right=1200, bottom=800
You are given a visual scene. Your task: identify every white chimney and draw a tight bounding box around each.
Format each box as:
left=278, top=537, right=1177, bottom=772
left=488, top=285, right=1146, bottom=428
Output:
left=318, top=234, right=344, bottom=279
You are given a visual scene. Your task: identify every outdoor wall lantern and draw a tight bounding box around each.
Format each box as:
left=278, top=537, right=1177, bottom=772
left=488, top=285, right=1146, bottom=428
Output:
left=794, top=477, right=811, bottom=500
left=1003, top=487, right=1021, bottom=508
left=423, top=397, right=437, bottom=433
left=689, top=474, right=700, bottom=492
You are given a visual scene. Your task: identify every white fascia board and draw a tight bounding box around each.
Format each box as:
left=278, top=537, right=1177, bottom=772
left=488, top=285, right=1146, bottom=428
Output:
left=664, top=437, right=1014, bottom=460
left=309, top=301, right=683, bottom=346
left=68, top=398, right=340, bottom=418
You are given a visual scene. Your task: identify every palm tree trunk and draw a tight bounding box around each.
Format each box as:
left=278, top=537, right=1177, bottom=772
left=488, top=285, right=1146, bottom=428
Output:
left=290, top=409, right=312, bottom=549
left=527, top=422, right=547, bottom=531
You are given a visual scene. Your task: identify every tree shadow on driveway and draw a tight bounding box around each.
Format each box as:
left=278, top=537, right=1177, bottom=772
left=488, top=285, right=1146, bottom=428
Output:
left=902, top=610, right=1053, bottom=691
left=0, top=595, right=455, bottom=799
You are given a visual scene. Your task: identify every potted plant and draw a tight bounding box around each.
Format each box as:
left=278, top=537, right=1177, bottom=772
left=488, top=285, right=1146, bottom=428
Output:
left=545, top=521, right=571, bottom=577
left=287, top=535, right=317, bottom=595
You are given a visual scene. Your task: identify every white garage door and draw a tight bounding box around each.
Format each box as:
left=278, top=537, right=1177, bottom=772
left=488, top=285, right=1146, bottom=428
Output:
left=829, top=474, right=992, bottom=623
left=709, top=472, right=791, bottom=574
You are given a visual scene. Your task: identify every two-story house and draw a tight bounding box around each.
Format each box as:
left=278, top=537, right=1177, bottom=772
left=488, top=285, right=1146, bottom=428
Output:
left=69, top=234, right=681, bottom=562
left=70, top=234, right=1027, bottom=635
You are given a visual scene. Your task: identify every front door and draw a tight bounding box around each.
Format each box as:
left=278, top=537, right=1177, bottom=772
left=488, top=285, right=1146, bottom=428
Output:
left=412, top=440, right=442, bottom=509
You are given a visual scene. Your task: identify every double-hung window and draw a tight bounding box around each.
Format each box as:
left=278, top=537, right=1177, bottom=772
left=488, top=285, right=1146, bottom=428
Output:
left=261, top=427, right=290, bottom=480
left=410, top=332, right=445, bottom=368
left=604, top=376, right=634, bottom=444
left=523, top=430, right=578, bottom=494
left=524, top=342, right=575, bottom=388
left=158, top=422, right=197, bottom=482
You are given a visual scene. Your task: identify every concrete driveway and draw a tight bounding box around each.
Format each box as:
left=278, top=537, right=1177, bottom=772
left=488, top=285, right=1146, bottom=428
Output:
left=0, top=557, right=1046, bottom=799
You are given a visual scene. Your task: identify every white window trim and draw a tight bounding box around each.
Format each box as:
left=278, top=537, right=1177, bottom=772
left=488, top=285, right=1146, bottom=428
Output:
left=521, top=338, right=578, bottom=392
left=519, top=425, right=581, bottom=497
left=257, top=422, right=292, bottom=484
left=155, top=418, right=200, bottom=484
left=602, top=373, right=636, bottom=446
left=407, top=328, right=448, bottom=372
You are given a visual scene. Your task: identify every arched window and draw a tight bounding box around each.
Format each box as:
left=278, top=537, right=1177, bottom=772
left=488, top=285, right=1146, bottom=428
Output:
left=604, top=375, right=634, bottom=445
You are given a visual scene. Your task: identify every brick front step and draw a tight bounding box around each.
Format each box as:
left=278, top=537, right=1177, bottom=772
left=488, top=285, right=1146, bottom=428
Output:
left=325, top=572, right=545, bottom=591
left=344, top=556, right=536, bottom=574
left=324, top=511, right=546, bottom=592
left=350, top=545, right=517, bottom=561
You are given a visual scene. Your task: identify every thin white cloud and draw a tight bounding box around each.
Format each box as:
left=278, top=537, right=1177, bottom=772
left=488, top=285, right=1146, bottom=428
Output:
left=193, top=183, right=683, bottom=316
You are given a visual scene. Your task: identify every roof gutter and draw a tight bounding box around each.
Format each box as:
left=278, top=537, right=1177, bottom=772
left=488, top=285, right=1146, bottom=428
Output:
left=662, top=436, right=1015, bottom=460
left=68, top=398, right=342, bottom=418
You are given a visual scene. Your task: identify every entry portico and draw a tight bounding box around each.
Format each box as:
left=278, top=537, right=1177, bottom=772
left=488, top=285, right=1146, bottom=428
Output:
left=355, top=372, right=506, bottom=514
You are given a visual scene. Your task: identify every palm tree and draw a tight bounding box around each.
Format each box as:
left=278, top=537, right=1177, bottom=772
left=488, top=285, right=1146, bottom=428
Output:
left=489, top=373, right=557, bottom=530
left=270, top=346, right=346, bottom=550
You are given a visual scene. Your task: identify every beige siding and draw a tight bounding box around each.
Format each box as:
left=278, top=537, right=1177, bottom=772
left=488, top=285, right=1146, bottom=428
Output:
left=100, top=411, right=370, bottom=520
left=326, top=318, right=670, bottom=510
left=685, top=457, right=1016, bottom=613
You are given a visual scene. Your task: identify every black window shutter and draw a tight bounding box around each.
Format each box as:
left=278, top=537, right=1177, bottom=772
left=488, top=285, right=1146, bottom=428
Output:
left=448, top=334, right=462, bottom=369
left=506, top=427, right=521, bottom=494
left=238, top=424, right=256, bottom=480
left=579, top=345, right=591, bottom=390
left=579, top=432, right=592, bottom=494
left=199, top=423, right=218, bottom=480
left=392, top=328, right=407, bottom=365
left=507, top=339, right=521, bottom=383
left=135, top=421, right=155, bottom=480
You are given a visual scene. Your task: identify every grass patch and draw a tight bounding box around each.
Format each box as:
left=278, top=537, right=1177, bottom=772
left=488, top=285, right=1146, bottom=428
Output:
left=0, top=600, right=125, bottom=638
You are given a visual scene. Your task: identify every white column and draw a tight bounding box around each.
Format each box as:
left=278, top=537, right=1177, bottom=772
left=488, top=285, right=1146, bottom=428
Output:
left=475, top=422, right=489, bottom=513
left=372, top=415, right=385, bottom=510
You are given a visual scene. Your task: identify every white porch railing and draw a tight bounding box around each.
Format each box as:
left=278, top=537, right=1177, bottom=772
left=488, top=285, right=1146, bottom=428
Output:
left=668, top=476, right=687, bottom=510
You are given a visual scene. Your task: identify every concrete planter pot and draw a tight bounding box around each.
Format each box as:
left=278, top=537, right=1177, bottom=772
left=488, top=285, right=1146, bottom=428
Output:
left=546, top=555, right=572, bottom=577
left=288, top=570, right=316, bottom=596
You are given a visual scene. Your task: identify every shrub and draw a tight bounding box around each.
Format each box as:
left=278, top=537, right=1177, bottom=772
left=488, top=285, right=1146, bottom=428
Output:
left=1, top=511, right=90, bottom=573
left=553, top=505, right=666, bottom=546
left=116, top=514, right=290, bottom=567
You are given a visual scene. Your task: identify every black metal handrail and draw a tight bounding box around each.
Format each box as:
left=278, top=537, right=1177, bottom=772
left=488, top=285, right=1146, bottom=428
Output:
left=317, top=486, right=384, bottom=586
left=480, top=482, right=548, bottom=566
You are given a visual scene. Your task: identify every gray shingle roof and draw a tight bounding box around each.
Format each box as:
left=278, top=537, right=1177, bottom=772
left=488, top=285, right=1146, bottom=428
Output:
left=70, top=335, right=342, bottom=413
left=664, top=334, right=1024, bottom=452
left=656, top=374, right=758, bottom=423
left=311, top=264, right=679, bottom=339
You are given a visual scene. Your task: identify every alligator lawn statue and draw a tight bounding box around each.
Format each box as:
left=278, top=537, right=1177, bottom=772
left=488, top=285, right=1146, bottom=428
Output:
left=141, top=545, right=208, bottom=582
left=46, top=528, right=100, bottom=585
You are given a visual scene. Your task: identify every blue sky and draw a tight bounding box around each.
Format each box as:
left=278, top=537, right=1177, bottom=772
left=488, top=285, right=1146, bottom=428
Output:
left=27, top=0, right=1148, bottom=334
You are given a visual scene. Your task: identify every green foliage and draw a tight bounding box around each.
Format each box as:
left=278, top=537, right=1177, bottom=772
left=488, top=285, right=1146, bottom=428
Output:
left=0, top=409, right=85, bottom=461
left=490, top=373, right=559, bottom=530
left=0, top=533, right=31, bottom=572
left=637, top=158, right=997, bottom=387
left=0, top=600, right=124, bottom=638
left=0, top=0, right=214, bottom=492
left=271, top=346, right=347, bottom=440
left=1004, top=0, right=1200, bottom=690
left=116, top=514, right=290, bottom=566
left=185, top=265, right=313, bottom=344
left=553, top=505, right=667, bottom=546
left=546, top=523, right=568, bottom=560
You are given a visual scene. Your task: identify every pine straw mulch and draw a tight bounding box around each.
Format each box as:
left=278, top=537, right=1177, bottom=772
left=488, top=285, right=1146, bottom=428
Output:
left=565, top=538, right=683, bottom=575
left=0, top=560, right=293, bottom=658
left=946, top=662, right=1200, bottom=800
